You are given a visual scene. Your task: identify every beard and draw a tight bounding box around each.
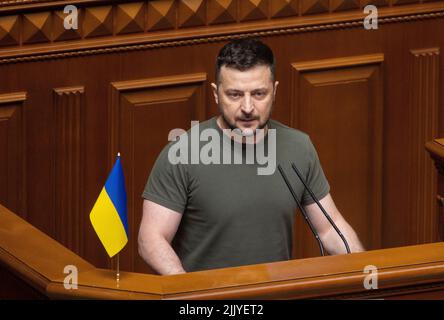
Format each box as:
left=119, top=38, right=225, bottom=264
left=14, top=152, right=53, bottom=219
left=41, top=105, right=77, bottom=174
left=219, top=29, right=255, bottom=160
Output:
left=218, top=103, right=273, bottom=136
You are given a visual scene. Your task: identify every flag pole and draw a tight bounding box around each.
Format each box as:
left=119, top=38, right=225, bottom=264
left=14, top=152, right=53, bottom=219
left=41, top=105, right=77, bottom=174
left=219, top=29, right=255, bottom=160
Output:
left=116, top=253, right=120, bottom=283
left=116, top=151, right=121, bottom=285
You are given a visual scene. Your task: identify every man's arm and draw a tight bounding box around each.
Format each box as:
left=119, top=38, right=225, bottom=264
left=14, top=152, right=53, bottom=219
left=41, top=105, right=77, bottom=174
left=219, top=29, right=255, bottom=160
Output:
left=138, top=199, right=186, bottom=275
left=303, top=193, right=365, bottom=254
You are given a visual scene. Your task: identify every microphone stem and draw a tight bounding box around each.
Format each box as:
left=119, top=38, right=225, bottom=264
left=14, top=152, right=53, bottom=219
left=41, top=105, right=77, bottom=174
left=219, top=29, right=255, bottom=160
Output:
left=291, top=163, right=351, bottom=254
left=278, top=165, right=325, bottom=256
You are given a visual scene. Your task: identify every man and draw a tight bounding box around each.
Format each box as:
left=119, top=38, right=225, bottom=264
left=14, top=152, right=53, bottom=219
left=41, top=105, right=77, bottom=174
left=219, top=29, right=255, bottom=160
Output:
left=138, top=38, right=364, bottom=275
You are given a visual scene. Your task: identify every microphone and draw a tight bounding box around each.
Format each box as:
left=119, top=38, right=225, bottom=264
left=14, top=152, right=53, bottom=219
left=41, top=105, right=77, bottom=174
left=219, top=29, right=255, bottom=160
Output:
left=277, top=164, right=325, bottom=256
left=290, top=162, right=351, bottom=254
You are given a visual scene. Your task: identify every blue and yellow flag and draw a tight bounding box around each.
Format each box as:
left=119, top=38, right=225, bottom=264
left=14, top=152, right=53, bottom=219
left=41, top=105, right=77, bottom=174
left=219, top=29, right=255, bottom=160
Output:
left=90, top=155, right=129, bottom=257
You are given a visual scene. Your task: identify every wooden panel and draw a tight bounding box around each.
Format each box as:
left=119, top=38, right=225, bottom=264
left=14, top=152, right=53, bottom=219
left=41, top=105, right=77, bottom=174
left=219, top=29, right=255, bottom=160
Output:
left=0, top=15, right=19, bottom=47
left=178, top=0, right=206, bottom=28
left=301, top=0, right=329, bottom=15
left=52, top=86, right=85, bottom=256
left=270, top=0, right=299, bottom=19
left=22, top=12, right=51, bottom=44
left=147, top=0, right=176, bottom=31
left=83, top=5, right=113, bottom=38
left=0, top=92, right=26, bottom=218
left=331, top=0, right=360, bottom=12
left=239, top=0, right=268, bottom=21
left=291, top=54, right=384, bottom=258
left=53, top=8, right=82, bottom=42
left=361, top=0, right=390, bottom=6
left=207, top=0, right=237, bottom=25
left=393, top=0, right=419, bottom=5
left=408, top=48, right=440, bottom=244
left=109, top=73, right=207, bottom=273
left=115, top=2, right=145, bottom=35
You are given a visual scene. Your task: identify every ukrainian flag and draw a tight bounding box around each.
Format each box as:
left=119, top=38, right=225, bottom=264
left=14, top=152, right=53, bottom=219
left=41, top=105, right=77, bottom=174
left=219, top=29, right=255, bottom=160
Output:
left=90, top=155, right=129, bottom=257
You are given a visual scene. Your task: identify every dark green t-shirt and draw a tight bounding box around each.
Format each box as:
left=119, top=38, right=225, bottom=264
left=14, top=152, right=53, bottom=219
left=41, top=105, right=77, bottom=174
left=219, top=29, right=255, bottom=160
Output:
left=142, top=116, right=330, bottom=272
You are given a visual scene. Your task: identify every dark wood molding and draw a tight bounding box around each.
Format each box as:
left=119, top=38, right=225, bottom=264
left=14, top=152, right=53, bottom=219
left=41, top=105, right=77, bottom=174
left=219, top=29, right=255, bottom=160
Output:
left=52, top=86, right=85, bottom=256
left=0, top=2, right=444, bottom=64
left=408, top=49, right=440, bottom=244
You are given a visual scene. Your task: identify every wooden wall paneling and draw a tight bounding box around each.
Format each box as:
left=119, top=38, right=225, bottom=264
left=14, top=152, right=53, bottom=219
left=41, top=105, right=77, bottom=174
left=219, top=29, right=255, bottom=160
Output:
left=115, top=2, right=145, bottom=35
left=270, top=0, right=299, bottom=19
left=0, top=91, right=26, bottom=219
left=0, top=15, right=19, bottom=47
left=52, top=86, right=85, bottom=256
left=239, top=0, right=268, bottom=21
left=109, top=73, right=207, bottom=273
left=178, top=0, right=206, bottom=28
left=82, top=5, right=113, bottom=39
left=407, top=48, right=440, bottom=244
left=291, top=54, right=384, bottom=258
left=392, top=0, right=419, bottom=5
left=361, top=0, right=389, bottom=7
left=22, top=11, right=51, bottom=44
left=330, top=0, right=360, bottom=12
left=300, top=0, right=330, bottom=15
left=1, top=1, right=444, bottom=65
left=53, top=7, right=82, bottom=42
left=207, top=0, right=237, bottom=25
left=146, top=0, right=176, bottom=31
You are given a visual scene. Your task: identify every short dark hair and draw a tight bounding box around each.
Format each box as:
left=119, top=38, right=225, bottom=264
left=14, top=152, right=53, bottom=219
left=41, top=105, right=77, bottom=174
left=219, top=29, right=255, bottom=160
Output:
left=215, top=38, right=275, bottom=83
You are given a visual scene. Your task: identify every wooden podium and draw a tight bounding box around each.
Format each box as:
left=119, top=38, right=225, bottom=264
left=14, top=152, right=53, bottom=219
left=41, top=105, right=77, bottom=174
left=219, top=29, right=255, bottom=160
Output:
left=1, top=203, right=444, bottom=300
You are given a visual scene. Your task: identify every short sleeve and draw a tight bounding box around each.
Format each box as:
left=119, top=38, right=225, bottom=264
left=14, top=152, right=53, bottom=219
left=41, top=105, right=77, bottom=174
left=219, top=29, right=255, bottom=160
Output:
left=301, top=137, right=330, bottom=206
left=142, top=142, right=188, bottom=214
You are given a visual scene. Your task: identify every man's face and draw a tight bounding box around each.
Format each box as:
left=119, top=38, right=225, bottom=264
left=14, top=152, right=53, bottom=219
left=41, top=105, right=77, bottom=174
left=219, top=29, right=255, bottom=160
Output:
left=211, top=64, right=279, bottom=136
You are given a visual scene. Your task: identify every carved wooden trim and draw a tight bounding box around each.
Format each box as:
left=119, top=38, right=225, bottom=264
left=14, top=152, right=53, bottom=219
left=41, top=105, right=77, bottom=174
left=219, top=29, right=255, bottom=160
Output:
left=408, top=48, right=440, bottom=244
left=110, top=73, right=208, bottom=92
left=0, top=91, right=27, bottom=218
left=52, top=86, right=84, bottom=256
left=292, top=53, right=385, bottom=71
left=0, top=91, right=26, bottom=103
left=0, top=0, right=103, bottom=9
left=0, top=0, right=54, bottom=6
left=0, top=2, right=443, bottom=64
